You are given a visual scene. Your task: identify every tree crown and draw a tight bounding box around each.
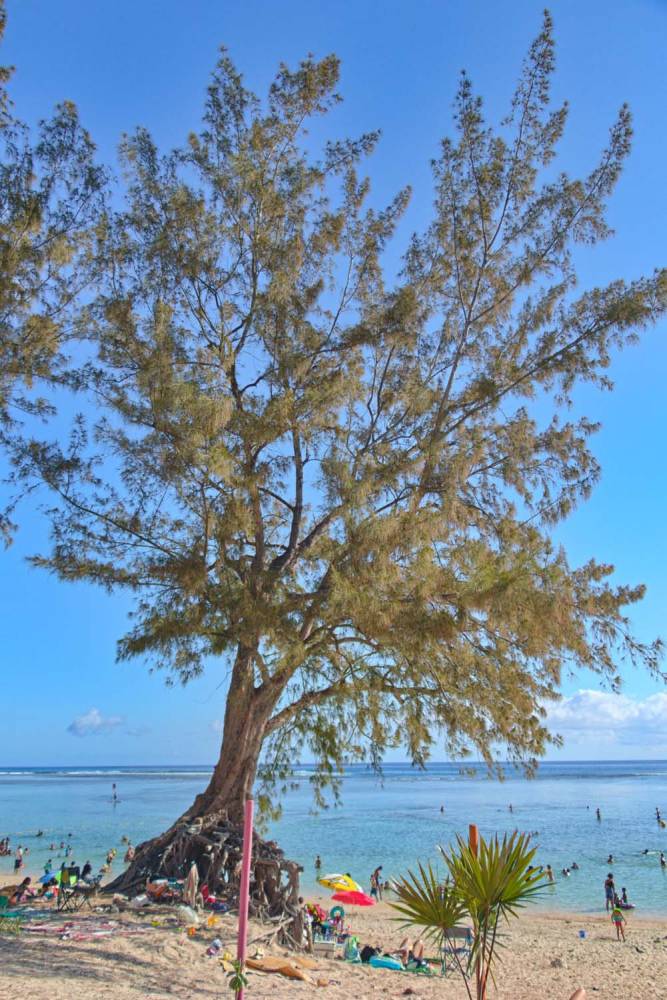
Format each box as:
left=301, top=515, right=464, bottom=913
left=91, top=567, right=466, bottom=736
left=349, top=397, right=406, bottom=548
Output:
left=11, top=11, right=666, bottom=808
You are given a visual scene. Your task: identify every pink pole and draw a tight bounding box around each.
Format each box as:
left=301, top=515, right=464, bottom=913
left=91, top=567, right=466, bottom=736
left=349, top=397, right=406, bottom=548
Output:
left=236, top=798, right=254, bottom=1000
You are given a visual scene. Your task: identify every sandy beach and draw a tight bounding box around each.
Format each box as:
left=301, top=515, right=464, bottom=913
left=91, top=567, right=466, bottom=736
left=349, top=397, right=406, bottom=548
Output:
left=2, top=896, right=666, bottom=999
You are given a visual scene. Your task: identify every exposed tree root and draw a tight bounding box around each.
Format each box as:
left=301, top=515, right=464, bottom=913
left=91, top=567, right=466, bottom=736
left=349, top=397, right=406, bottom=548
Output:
left=104, top=806, right=305, bottom=948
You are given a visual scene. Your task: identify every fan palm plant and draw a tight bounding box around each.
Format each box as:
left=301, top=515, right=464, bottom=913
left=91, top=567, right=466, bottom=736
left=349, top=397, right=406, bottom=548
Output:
left=390, top=831, right=546, bottom=1000
left=391, top=862, right=470, bottom=983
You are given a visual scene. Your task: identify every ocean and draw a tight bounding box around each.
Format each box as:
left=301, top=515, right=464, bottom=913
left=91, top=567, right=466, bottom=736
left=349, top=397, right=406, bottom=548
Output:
left=2, top=760, right=667, bottom=915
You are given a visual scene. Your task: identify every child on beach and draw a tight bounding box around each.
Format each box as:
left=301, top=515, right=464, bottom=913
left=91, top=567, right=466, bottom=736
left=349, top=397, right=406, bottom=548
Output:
left=611, top=903, right=626, bottom=941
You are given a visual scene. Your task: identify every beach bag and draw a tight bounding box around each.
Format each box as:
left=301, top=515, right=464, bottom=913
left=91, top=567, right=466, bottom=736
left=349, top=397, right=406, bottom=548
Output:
left=344, top=936, right=360, bottom=962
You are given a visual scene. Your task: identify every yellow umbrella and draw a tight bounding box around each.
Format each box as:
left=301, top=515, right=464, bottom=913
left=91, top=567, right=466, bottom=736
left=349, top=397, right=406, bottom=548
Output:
left=317, top=873, right=362, bottom=892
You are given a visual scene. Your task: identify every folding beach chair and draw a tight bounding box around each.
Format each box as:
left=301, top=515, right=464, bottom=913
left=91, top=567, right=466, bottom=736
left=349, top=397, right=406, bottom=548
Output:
left=57, top=866, right=84, bottom=912
left=441, top=925, right=473, bottom=975
left=72, top=874, right=102, bottom=910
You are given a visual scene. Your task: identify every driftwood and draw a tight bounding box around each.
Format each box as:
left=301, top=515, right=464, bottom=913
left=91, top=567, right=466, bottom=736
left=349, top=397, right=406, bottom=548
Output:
left=104, top=809, right=304, bottom=948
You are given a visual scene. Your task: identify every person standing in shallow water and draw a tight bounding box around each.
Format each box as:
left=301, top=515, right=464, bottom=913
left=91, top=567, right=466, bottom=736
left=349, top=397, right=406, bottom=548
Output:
left=604, top=872, right=615, bottom=911
left=314, top=854, right=321, bottom=872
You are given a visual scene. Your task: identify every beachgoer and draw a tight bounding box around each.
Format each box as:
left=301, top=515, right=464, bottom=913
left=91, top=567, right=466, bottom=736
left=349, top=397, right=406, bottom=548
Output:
left=596, top=808, right=601, bottom=821
left=8, top=877, right=32, bottom=904
left=607, top=854, right=614, bottom=864
left=38, top=878, right=56, bottom=899
left=440, top=805, right=444, bottom=813
left=642, top=849, right=649, bottom=855
left=660, top=852, right=666, bottom=868
left=509, top=803, right=513, bottom=813
left=124, top=844, right=135, bottom=863
left=621, top=887, right=629, bottom=906
left=314, top=854, right=321, bottom=871
left=545, top=864, right=554, bottom=883
left=371, top=866, right=383, bottom=900
left=611, top=903, right=626, bottom=941
left=561, top=868, right=570, bottom=877
left=44, top=859, right=52, bottom=874
left=604, top=873, right=615, bottom=912
left=571, top=861, right=579, bottom=870
left=112, top=782, right=118, bottom=803
left=395, top=937, right=427, bottom=968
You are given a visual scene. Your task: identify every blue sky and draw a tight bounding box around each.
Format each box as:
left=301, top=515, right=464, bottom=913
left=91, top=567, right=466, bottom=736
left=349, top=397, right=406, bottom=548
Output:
left=1, top=0, right=666, bottom=765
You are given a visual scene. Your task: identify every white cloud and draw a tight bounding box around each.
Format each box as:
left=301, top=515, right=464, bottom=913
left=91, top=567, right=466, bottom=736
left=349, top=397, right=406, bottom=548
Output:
left=546, top=689, right=667, bottom=749
left=67, top=707, right=124, bottom=737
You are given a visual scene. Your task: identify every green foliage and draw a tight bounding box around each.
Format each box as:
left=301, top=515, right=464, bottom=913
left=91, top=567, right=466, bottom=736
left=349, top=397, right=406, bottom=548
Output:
left=391, top=831, right=546, bottom=999
left=442, top=832, right=545, bottom=997
left=0, top=1, right=104, bottom=540
left=226, top=958, right=248, bottom=997
left=391, top=860, right=468, bottom=951
left=8, top=11, right=667, bottom=810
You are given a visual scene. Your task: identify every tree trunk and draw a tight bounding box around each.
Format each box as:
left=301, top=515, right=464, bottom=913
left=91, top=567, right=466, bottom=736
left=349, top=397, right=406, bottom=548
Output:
left=104, top=646, right=304, bottom=945
left=188, top=649, right=269, bottom=824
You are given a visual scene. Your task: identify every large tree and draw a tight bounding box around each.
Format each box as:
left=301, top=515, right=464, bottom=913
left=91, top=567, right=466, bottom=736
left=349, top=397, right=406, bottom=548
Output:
left=0, top=1, right=103, bottom=539
left=12, top=13, right=666, bottom=890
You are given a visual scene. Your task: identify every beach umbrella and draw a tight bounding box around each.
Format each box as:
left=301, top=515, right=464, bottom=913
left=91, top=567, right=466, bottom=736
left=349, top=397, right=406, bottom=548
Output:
left=317, top=873, right=362, bottom=892
left=38, top=872, right=57, bottom=884
left=331, top=889, right=376, bottom=906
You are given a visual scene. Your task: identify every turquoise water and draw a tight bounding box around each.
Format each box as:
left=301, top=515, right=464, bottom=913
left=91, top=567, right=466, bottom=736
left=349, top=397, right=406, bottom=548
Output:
left=2, top=761, right=667, bottom=915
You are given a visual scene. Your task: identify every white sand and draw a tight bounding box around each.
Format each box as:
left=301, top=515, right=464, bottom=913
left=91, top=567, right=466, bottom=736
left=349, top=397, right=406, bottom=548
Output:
left=1, top=899, right=666, bottom=998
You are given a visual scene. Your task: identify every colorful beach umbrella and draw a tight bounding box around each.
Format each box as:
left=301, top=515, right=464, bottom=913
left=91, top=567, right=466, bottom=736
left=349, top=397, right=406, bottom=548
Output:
left=317, top=873, right=362, bottom=892
left=331, top=889, right=376, bottom=906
